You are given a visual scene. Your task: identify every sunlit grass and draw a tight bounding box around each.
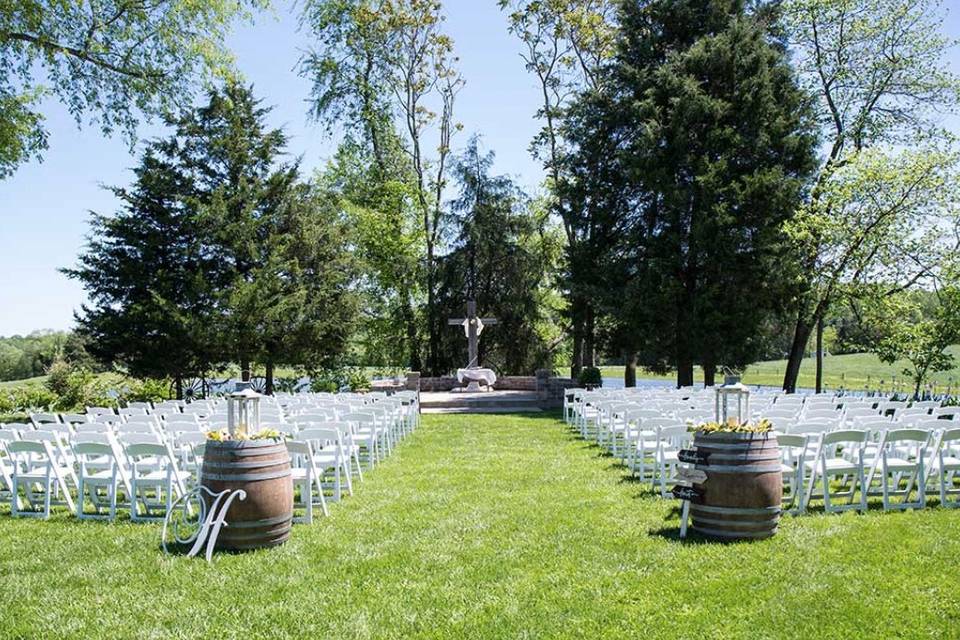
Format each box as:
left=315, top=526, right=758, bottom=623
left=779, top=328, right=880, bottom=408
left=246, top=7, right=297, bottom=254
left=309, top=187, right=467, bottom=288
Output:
left=1, top=413, right=958, bottom=639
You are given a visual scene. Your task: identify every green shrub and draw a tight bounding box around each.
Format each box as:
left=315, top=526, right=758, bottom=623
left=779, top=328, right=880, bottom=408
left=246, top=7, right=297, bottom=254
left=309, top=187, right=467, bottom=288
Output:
left=119, top=377, right=172, bottom=404
left=45, top=359, right=74, bottom=397
left=347, top=368, right=371, bottom=391
left=275, top=377, right=302, bottom=393
left=577, top=366, right=603, bottom=388
left=1, top=385, right=58, bottom=413
left=52, top=368, right=115, bottom=412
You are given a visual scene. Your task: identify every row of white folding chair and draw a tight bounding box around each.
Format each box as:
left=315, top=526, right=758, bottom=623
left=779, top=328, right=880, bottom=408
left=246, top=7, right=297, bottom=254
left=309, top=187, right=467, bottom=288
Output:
left=781, top=425, right=960, bottom=513
left=3, top=429, right=189, bottom=520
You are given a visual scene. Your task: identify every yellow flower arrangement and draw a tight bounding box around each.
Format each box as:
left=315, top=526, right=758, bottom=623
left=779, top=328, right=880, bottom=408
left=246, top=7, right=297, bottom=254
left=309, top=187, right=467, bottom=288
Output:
left=205, top=428, right=286, bottom=442
left=691, top=417, right=773, bottom=434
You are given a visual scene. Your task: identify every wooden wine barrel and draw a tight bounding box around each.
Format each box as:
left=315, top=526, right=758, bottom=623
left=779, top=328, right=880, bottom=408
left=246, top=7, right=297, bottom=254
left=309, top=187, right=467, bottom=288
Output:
left=689, top=431, right=782, bottom=540
left=201, top=439, right=293, bottom=550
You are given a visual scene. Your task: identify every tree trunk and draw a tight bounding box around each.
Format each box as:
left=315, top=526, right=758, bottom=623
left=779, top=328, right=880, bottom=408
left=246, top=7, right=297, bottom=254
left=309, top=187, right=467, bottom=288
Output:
left=703, top=362, right=716, bottom=387
left=426, top=259, right=439, bottom=376
left=174, top=375, right=183, bottom=401
left=403, top=289, right=423, bottom=372
left=265, top=360, right=274, bottom=396
left=624, top=351, right=637, bottom=388
left=815, top=316, right=824, bottom=394
left=676, top=327, right=694, bottom=388
left=571, top=316, right=584, bottom=378
left=783, top=316, right=813, bottom=394
left=584, top=305, right=596, bottom=368
left=241, top=358, right=251, bottom=383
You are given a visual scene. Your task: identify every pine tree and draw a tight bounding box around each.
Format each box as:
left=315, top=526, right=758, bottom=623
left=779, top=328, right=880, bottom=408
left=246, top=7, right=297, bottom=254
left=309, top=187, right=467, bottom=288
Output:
left=565, top=0, right=817, bottom=386
left=65, top=149, right=221, bottom=397
left=68, top=84, right=358, bottom=395
left=437, top=137, right=561, bottom=374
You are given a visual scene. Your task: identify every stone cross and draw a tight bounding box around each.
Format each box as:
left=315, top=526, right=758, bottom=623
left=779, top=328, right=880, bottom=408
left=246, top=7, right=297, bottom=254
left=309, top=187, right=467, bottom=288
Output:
left=447, top=300, right=498, bottom=368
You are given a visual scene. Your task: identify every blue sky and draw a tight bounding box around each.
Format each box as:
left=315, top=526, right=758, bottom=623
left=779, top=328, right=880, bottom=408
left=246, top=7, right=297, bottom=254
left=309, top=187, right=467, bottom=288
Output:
left=2, top=1, right=960, bottom=337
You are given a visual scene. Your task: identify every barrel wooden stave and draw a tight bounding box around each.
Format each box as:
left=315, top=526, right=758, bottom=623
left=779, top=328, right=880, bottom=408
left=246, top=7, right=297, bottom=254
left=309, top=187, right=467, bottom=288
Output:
left=690, top=432, right=782, bottom=540
left=201, top=440, right=293, bottom=550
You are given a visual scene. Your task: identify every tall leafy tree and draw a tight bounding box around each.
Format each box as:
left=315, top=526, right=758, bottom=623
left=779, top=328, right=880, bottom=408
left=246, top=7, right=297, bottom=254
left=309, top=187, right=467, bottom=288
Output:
left=301, top=0, right=463, bottom=375
left=566, top=0, right=817, bottom=387
left=166, top=82, right=297, bottom=381
left=499, top=0, right=617, bottom=377
left=68, top=83, right=358, bottom=395
left=779, top=0, right=960, bottom=392
left=319, top=134, right=425, bottom=371
left=0, top=0, right=266, bottom=178
left=436, top=137, right=562, bottom=374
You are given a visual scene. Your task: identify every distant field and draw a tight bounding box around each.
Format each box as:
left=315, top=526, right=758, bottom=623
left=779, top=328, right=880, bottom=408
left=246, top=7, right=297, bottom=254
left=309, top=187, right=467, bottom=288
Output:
left=601, top=346, right=960, bottom=392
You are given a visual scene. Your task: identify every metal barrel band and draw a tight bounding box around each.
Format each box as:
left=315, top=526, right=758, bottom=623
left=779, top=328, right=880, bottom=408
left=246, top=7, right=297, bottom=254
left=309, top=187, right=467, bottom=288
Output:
left=207, top=448, right=289, bottom=459
left=208, top=440, right=283, bottom=449
left=692, top=441, right=777, bottom=451
left=695, top=463, right=783, bottom=473
left=202, top=459, right=292, bottom=470
left=691, top=514, right=780, bottom=528
left=696, top=452, right=781, bottom=462
left=224, top=513, right=293, bottom=529
left=201, top=469, right=292, bottom=482
left=690, top=503, right=782, bottom=516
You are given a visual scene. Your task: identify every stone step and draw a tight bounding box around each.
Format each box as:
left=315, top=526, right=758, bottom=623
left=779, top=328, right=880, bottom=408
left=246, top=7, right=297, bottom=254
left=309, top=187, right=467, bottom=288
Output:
left=421, top=406, right=544, bottom=414
left=418, top=390, right=546, bottom=414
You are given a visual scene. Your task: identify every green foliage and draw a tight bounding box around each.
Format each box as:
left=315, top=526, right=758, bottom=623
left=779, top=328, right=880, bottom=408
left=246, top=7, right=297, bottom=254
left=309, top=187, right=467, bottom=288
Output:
left=436, top=137, right=564, bottom=374
left=309, top=372, right=341, bottom=393
left=301, top=0, right=464, bottom=375
left=46, top=367, right=115, bottom=411
left=778, top=0, right=960, bottom=391
left=0, top=0, right=266, bottom=177
left=0, top=384, right=57, bottom=414
left=346, top=367, right=371, bottom=391
left=563, top=0, right=817, bottom=385
left=577, top=365, right=602, bottom=387
left=0, top=330, right=95, bottom=382
left=67, top=83, right=358, bottom=396
left=499, top=0, right=618, bottom=376
left=867, top=282, right=960, bottom=398
left=119, top=377, right=173, bottom=404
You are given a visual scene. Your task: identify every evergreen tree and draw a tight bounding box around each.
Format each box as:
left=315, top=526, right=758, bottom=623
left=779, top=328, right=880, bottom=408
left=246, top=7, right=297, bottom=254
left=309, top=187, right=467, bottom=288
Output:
left=65, top=148, right=220, bottom=397
left=437, top=137, right=562, bottom=374
left=68, top=84, right=358, bottom=395
left=565, top=0, right=817, bottom=386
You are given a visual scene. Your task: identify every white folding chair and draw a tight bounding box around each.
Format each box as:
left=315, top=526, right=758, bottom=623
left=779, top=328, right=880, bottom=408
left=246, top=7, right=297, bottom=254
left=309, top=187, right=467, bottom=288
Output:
left=777, top=434, right=810, bottom=514
left=298, top=427, right=353, bottom=502
left=75, top=441, right=124, bottom=520
left=655, top=426, right=693, bottom=498
left=929, top=428, right=960, bottom=508
left=125, top=442, right=189, bottom=522
left=286, top=440, right=329, bottom=522
left=30, top=412, right=61, bottom=427
left=805, top=430, right=868, bottom=513
left=878, top=429, right=929, bottom=511
left=6, top=440, right=76, bottom=517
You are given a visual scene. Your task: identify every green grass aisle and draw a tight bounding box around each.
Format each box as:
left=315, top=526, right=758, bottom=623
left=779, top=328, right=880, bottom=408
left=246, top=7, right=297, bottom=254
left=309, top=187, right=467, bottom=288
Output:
left=1, top=413, right=959, bottom=639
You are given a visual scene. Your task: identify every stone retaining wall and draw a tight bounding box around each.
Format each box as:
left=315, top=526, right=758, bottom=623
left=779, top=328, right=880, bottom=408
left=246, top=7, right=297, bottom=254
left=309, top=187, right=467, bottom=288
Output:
left=411, top=370, right=578, bottom=407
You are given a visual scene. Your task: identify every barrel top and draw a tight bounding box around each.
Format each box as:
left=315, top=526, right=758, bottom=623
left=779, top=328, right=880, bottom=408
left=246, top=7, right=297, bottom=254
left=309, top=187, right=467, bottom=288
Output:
left=694, top=431, right=778, bottom=442
left=204, top=438, right=286, bottom=450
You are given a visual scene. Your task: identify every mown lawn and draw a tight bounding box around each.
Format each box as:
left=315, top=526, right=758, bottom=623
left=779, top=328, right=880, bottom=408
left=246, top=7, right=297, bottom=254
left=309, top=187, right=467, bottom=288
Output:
left=1, top=413, right=958, bottom=639
left=601, top=346, right=960, bottom=390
